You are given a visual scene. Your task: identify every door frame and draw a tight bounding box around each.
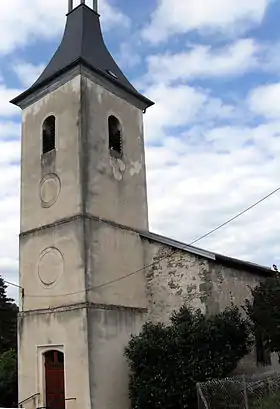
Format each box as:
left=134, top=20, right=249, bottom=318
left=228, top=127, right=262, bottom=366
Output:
left=37, top=345, right=65, bottom=408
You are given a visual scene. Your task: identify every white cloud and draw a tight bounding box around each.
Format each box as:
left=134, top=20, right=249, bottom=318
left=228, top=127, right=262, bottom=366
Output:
left=0, top=163, right=20, bottom=301
left=0, top=0, right=130, bottom=55
left=0, top=121, right=20, bottom=139
left=144, top=83, right=238, bottom=143
left=143, top=0, right=270, bottom=44
left=99, top=0, right=130, bottom=30
left=0, top=141, right=20, bottom=165
left=117, top=42, right=141, bottom=69
left=13, top=62, right=45, bottom=88
left=146, top=119, right=280, bottom=267
left=0, top=85, right=22, bottom=117
left=0, top=119, right=21, bottom=301
left=248, top=82, right=280, bottom=119
left=140, top=75, right=280, bottom=269
left=143, top=39, right=280, bottom=84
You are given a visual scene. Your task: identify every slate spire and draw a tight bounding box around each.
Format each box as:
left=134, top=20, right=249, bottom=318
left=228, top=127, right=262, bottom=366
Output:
left=11, top=1, right=153, bottom=110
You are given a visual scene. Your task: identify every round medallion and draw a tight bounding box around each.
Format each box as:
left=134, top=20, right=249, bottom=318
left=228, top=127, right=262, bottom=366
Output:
left=40, top=174, right=61, bottom=208
left=38, top=247, right=64, bottom=286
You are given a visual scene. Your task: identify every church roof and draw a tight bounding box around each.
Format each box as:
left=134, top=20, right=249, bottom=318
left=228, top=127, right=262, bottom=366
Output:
left=140, top=231, right=272, bottom=276
left=11, top=3, right=154, bottom=109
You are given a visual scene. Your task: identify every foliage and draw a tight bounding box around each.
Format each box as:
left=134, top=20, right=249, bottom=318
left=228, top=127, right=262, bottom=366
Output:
left=244, top=272, right=280, bottom=356
left=0, top=275, right=18, bottom=407
left=0, top=349, right=18, bottom=407
left=0, top=275, right=18, bottom=355
left=125, top=305, right=252, bottom=409
left=251, top=391, right=280, bottom=409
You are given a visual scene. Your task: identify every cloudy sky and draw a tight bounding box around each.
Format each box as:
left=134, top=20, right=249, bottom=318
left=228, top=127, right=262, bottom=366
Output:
left=1, top=0, right=280, bottom=299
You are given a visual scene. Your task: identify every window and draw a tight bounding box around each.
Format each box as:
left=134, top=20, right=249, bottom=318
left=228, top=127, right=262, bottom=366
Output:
left=42, top=115, right=56, bottom=154
left=108, top=115, right=123, bottom=158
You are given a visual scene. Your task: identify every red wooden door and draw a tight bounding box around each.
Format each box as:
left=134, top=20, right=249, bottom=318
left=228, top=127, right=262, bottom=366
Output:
left=45, top=351, right=65, bottom=409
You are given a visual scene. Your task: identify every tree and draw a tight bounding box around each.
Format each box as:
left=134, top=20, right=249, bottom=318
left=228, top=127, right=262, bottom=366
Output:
left=125, top=305, right=252, bottom=409
left=0, top=275, right=18, bottom=407
left=0, top=349, right=18, bottom=407
left=0, top=275, right=18, bottom=355
left=245, top=272, right=280, bottom=357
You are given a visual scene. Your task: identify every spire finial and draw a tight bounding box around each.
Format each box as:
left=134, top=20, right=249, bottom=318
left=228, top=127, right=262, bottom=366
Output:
left=68, top=0, right=73, bottom=13
left=68, top=0, right=98, bottom=13
left=93, top=0, right=98, bottom=12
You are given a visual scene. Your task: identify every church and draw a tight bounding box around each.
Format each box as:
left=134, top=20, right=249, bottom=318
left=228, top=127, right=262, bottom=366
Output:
left=11, top=2, right=278, bottom=409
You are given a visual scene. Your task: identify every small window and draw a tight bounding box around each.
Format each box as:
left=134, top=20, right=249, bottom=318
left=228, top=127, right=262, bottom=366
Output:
left=42, top=115, right=56, bottom=154
left=108, top=115, right=123, bottom=159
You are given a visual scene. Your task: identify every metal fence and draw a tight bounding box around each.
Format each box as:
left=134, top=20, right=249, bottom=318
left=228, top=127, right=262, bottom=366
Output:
left=197, top=371, right=280, bottom=409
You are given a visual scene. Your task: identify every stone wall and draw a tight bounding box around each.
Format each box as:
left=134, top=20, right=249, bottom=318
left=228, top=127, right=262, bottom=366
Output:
left=142, top=237, right=260, bottom=322
left=143, top=241, right=207, bottom=323
left=141, top=236, right=279, bottom=374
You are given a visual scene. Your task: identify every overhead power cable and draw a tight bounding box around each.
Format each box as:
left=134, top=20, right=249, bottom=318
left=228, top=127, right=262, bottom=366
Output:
left=3, top=280, right=23, bottom=290
left=189, top=186, right=280, bottom=246
left=4, top=185, right=280, bottom=298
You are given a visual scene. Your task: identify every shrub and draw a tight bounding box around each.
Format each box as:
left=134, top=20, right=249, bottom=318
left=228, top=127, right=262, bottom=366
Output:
left=125, top=305, right=252, bottom=409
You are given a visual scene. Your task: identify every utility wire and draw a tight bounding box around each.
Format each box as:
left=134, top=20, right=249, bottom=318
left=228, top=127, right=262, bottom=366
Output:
left=4, top=185, right=280, bottom=298
left=3, top=280, right=23, bottom=290
left=189, top=186, right=280, bottom=246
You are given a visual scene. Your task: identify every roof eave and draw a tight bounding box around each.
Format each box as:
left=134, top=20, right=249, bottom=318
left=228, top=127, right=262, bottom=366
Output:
left=215, top=254, right=272, bottom=276
left=139, top=231, right=272, bottom=277
left=10, top=58, right=154, bottom=110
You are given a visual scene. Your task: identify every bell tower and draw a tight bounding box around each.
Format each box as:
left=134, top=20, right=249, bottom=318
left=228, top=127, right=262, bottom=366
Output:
left=12, top=2, right=153, bottom=409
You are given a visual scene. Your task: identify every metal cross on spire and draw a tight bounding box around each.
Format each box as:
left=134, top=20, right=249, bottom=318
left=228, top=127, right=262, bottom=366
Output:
left=68, top=0, right=98, bottom=13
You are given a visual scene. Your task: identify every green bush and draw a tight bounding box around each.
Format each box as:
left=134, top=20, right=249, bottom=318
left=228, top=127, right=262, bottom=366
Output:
left=251, top=391, right=280, bottom=409
left=0, top=349, right=18, bottom=407
left=125, top=305, right=252, bottom=409
left=0, top=275, right=18, bottom=407
left=245, top=272, right=280, bottom=357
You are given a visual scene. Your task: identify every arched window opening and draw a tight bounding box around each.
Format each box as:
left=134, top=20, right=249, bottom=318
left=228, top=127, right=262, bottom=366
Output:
left=108, top=115, right=123, bottom=158
left=43, top=115, right=56, bottom=154
left=44, top=350, right=65, bottom=409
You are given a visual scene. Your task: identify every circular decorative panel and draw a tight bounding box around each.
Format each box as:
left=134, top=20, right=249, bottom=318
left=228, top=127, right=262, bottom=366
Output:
left=38, top=247, right=64, bottom=286
left=40, top=173, right=61, bottom=208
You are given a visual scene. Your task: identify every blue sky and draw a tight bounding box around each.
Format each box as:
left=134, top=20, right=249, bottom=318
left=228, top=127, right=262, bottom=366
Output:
left=1, top=0, right=280, bottom=299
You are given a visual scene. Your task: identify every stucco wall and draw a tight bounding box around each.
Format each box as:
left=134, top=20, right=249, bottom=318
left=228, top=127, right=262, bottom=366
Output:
left=18, top=308, right=91, bottom=409
left=20, top=75, right=81, bottom=233
left=20, top=217, right=86, bottom=312
left=85, top=218, right=147, bottom=309
left=82, top=77, right=149, bottom=231
left=87, top=306, right=146, bottom=409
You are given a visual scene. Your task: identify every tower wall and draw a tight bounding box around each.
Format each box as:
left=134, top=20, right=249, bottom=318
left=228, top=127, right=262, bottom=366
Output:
left=18, top=308, right=91, bottom=409
left=20, top=75, right=82, bottom=233
left=82, top=77, right=149, bottom=231
left=85, top=218, right=147, bottom=309
left=18, top=70, right=150, bottom=409
left=19, top=218, right=86, bottom=312
left=16, top=4, right=153, bottom=408
left=87, top=307, right=146, bottom=409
